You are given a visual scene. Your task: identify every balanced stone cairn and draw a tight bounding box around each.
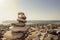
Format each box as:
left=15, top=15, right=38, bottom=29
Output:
left=3, top=12, right=29, bottom=40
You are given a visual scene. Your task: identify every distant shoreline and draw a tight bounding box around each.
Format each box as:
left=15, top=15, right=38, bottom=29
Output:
left=1, top=20, right=60, bottom=25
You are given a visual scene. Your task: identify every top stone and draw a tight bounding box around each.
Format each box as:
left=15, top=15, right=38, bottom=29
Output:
left=18, top=12, right=26, bottom=20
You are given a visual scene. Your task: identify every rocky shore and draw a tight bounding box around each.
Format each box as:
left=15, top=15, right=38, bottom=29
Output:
left=0, top=23, right=60, bottom=40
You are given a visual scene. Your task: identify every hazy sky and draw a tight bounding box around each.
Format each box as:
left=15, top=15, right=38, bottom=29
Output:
left=0, top=0, right=60, bottom=23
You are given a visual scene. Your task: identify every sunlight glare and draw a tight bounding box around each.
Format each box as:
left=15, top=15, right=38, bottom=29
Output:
left=0, top=0, right=5, bottom=6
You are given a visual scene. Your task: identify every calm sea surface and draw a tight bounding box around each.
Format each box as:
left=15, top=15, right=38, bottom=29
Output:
left=27, top=20, right=60, bottom=24
left=2, top=20, right=60, bottom=25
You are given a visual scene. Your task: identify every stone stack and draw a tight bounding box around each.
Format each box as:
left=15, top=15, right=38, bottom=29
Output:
left=10, top=12, right=27, bottom=32
left=3, top=12, right=29, bottom=40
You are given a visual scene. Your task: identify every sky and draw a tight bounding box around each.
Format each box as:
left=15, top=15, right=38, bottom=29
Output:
left=0, top=0, right=60, bottom=23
